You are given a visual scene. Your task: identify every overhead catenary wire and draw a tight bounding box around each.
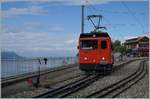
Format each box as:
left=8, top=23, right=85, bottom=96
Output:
left=121, top=1, right=145, bottom=33
left=85, top=2, right=147, bottom=28
left=85, top=0, right=115, bottom=28
left=86, top=5, right=148, bottom=28
left=84, top=0, right=147, bottom=41
left=84, top=0, right=119, bottom=31
left=84, top=0, right=146, bottom=15
left=85, top=0, right=146, bottom=30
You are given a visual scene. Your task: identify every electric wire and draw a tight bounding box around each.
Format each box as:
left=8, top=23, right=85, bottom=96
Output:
left=121, top=1, right=145, bottom=33
left=84, top=0, right=147, bottom=40
left=84, top=0, right=123, bottom=40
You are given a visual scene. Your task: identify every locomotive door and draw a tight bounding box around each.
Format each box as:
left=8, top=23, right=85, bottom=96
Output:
left=99, top=39, right=110, bottom=64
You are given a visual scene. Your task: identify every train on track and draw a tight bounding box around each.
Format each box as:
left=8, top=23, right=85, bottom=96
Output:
left=77, top=15, right=114, bottom=74
left=78, top=32, right=114, bottom=74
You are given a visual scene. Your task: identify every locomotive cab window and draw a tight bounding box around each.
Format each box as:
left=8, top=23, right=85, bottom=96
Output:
left=80, top=40, right=98, bottom=50
left=101, top=40, right=107, bottom=49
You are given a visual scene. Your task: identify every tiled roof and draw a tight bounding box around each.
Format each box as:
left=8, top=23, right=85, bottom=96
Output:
left=124, top=36, right=149, bottom=44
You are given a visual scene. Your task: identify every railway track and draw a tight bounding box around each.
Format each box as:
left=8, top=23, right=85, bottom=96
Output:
left=34, top=74, right=100, bottom=98
left=34, top=59, right=141, bottom=98
left=2, top=58, right=140, bottom=88
left=44, top=72, right=85, bottom=88
left=86, top=60, right=147, bottom=98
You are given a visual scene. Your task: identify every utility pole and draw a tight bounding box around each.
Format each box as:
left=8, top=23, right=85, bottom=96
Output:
left=81, top=5, right=84, bottom=34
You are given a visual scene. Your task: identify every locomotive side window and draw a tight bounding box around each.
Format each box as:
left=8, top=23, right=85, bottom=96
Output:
left=80, top=40, right=98, bottom=50
left=101, top=40, right=107, bottom=49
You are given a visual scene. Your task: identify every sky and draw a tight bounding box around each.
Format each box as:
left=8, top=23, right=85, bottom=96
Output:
left=1, top=0, right=149, bottom=57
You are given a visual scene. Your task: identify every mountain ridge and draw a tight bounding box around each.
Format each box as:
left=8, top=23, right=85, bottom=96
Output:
left=1, top=51, right=24, bottom=59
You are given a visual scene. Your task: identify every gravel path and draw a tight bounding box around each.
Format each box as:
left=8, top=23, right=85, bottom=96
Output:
left=66, top=60, right=142, bottom=98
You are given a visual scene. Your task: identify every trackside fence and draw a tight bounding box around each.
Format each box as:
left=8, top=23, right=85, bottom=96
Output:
left=1, top=57, right=77, bottom=78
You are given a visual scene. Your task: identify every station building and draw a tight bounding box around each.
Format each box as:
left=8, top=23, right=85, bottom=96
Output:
left=124, top=36, right=149, bottom=57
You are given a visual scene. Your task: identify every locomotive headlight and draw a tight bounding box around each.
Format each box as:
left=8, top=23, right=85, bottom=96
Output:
left=93, top=34, right=96, bottom=37
left=102, top=57, right=105, bottom=60
left=93, top=59, right=96, bottom=62
left=84, top=57, right=88, bottom=60
left=100, top=57, right=108, bottom=64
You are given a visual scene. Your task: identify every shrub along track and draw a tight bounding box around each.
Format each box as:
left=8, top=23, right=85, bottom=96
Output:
left=86, top=60, right=147, bottom=98
left=34, top=59, right=139, bottom=98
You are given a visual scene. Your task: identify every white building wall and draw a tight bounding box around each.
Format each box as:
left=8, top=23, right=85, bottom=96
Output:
left=136, top=44, right=139, bottom=48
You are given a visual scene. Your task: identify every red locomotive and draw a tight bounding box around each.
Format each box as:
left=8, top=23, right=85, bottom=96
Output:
left=78, top=32, right=114, bottom=74
left=77, top=15, right=114, bottom=74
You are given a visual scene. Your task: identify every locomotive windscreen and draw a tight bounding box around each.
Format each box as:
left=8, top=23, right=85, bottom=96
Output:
left=80, top=40, right=98, bottom=50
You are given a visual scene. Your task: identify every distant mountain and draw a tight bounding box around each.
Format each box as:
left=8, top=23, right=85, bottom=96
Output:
left=1, top=51, right=24, bottom=59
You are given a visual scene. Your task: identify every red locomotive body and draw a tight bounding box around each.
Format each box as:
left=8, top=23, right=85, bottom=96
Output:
left=78, top=32, right=114, bottom=73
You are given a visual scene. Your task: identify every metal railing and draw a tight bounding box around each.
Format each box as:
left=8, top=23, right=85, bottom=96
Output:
left=1, top=57, right=77, bottom=78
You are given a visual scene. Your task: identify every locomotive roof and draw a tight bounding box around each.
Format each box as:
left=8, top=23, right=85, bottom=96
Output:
left=80, top=32, right=110, bottom=38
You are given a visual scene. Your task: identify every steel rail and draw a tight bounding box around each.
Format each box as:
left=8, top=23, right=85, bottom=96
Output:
left=57, top=75, right=100, bottom=98
left=34, top=59, right=139, bottom=98
left=44, top=72, right=85, bottom=88
left=2, top=59, right=140, bottom=87
left=111, top=60, right=147, bottom=98
left=34, top=75, right=90, bottom=98
left=86, top=60, right=146, bottom=98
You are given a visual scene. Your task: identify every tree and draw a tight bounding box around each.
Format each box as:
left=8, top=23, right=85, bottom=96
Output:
left=112, top=40, right=126, bottom=54
left=112, top=40, right=126, bottom=61
left=113, top=40, right=121, bottom=47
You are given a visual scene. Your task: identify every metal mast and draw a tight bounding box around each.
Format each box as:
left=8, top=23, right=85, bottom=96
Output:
left=81, top=5, right=84, bottom=34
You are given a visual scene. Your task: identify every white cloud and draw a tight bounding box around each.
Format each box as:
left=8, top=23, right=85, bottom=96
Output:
left=49, top=26, right=64, bottom=32
left=1, top=22, right=78, bottom=57
left=2, top=0, right=148, bottom=5
left=2, top=5, right=46, bottom=18
left=1, top=0, right=148, bottom=18
left=65, top=39, right=77, bottom=44
left=1, top=30, right=78, bottom=57
left=2, top=22, right=64, bottom=33
left=1, top=21, right=78, bottom=57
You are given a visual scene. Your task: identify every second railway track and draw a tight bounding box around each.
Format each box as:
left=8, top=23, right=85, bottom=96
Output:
left=34, top=74, right=100, bottom=98
left=86, top=60, right=147, bottom=98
